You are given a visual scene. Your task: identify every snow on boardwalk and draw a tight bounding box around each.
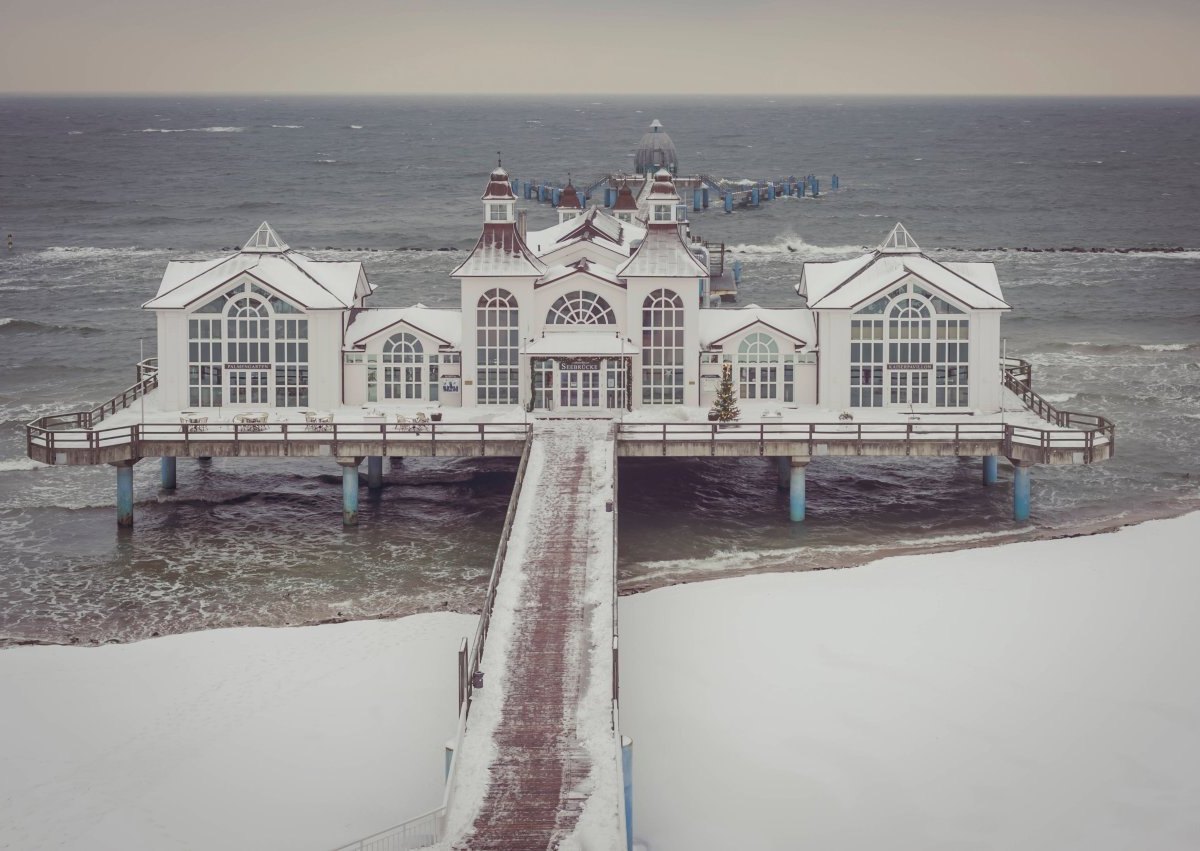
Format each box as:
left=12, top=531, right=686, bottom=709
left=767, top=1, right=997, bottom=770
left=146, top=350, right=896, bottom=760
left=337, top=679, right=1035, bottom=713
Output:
left=444, top=420, right=623, bottom=851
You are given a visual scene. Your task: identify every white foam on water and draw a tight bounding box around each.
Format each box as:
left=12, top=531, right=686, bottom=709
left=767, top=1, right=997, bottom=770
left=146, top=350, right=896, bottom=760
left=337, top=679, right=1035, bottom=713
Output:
left=140, top=127, right=244, bottom=133
left=1040, top=392, right=1076, bottom=404
left=1140, top=343, right=1194, bottom=352
left=349, top=125, right=363, bottom=129
left=729, top=236, right=864, bottom=258
left=270, top=124, right=303, bottom=129
left=67, top=130, right=83, bottom=135
left=0, top=458, right=47, bottom=472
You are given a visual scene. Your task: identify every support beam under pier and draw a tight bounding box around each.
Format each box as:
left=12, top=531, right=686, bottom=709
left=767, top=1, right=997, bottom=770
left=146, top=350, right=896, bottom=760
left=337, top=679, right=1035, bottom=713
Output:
left=161, top=456, right=177, bottom=490
left=1012, top=460, right=1031, bottom=522
left=338, top=457, right=363, bottom=526
left=776, top=456, right=790, bottom=490
left=789, top=457, right=810, bottom=522
left=982, top=455, right=999, bottom=487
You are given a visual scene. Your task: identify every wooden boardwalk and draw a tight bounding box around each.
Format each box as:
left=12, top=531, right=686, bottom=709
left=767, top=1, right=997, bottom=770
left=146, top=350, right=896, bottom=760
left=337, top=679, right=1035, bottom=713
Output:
left=447, top=421, right=623, bottom=851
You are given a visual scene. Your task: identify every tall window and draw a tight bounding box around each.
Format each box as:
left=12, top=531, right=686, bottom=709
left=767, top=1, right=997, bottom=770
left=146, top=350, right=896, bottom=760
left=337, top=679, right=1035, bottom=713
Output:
left=737, top=332, right=778, bottom=400
left=850, top=318, right=884, bottom=407
left=641, top=288, right=684, bottom=404
left=383, top=333, right=424, bottom=400
left=547, top=290, right=616, bottom=325
left=888, top=298, right=932, bottom=365
left=477, top=288, right=519, bottom=404
left=936, top=319, right=970, bottom=407
left=188, top=317, right=222, bottom=407
left=274, top=318, right=309, bottom=407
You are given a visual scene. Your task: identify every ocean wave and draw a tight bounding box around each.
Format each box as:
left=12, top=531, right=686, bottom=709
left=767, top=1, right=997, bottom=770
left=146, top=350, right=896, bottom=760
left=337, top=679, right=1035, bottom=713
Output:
left=0, top=458, right=47, bottom=472
left=349, top=125, right=364, bottom=129
left=35, top=246, right=168, bottom=260
left=314, top=159, right=339, bottom=164
left=1036, top=341, right=1200, bottom=356
left=0, top=318, right=104, bottom=336
left=270, top=124, right=303, bottom=129
left=140, top=127, right=244, bottom=133
left=67, top=130, right=84, bottom=135
left=729, top=237, right=864, bottom=258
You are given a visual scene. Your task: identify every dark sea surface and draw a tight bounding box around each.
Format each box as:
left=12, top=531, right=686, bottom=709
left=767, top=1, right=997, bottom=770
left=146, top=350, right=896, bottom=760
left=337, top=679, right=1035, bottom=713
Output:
left=1, top=96, right=1198, bottom=645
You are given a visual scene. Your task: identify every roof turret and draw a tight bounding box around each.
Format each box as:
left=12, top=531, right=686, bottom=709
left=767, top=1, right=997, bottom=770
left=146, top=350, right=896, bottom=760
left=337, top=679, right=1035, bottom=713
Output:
left=879, top=222, right=921, bottom=254
left=243, top=221, right=289, bottom=253
left=481, top=166, right=516, bottom=201
left=612, top=181, right=638, bottom=211
left=559, top=180, right=582, bottom=210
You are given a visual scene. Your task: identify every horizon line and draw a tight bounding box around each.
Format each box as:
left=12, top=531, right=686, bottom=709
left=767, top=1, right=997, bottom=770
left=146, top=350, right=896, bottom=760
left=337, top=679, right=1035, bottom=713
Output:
left=3, top=91, right=1200, bottom=100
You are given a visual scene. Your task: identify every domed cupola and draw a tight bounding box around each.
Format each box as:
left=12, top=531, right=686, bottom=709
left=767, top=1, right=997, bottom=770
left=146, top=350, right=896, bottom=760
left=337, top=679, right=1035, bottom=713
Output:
left=557, top=178, right=583, bottom=224
left=634, top=119, right=678, bottom=176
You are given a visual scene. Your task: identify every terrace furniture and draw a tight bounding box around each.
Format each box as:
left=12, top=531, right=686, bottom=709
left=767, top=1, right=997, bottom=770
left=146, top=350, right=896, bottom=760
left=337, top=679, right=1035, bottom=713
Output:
left=233, top=412, right=269, bottom=432
left=179, top=412, right=208, bottom=432
left=303, top=410, right=334, bottom=432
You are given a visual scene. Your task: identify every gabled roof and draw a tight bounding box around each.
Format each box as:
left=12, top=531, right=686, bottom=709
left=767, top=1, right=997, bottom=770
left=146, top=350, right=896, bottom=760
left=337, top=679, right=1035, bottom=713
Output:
left=798, top=224, right=1009, bottom=310
left=559, top=208, right=622, bottom=245
left=617, top=226, right=708, bottom=278
left=143, top=224, right=368, bottom=310
left=558, top=181, right=582, bottom=210
left=535, top=258, right=626, bottom=290
left=699, top=305, right=815, bottom=349
left=526, top=208, right=645, bottom=265
left=450, top=222, right=546, bottom=278
left=612, top=181, right=639, bottom=212
left=345, top=305, right=462, bottom=348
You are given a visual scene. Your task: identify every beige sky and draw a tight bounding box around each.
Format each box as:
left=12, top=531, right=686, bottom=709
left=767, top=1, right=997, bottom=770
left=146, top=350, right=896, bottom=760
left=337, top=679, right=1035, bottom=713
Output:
left=3, top=0, right=1199, bottom=95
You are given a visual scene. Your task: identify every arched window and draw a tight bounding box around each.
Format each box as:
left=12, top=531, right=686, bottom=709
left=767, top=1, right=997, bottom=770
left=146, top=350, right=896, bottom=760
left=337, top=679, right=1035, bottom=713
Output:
left=383, top=333, right=424, bottom=400
left=477, top=288, right=519, bottom=404
left=887, top=297, right=932, bottom=405
left=225, top=296, right=271, bottom=404
left=547, top=290, right=616, bottom=325
left=641, top=288, right=684, bottom=404
left=737, top=332, right=779, bottom=400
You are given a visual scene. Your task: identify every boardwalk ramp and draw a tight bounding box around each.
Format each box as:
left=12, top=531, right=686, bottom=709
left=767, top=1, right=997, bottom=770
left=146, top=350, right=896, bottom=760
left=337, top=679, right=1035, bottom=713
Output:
left=442, top=420, right=624, bottom=850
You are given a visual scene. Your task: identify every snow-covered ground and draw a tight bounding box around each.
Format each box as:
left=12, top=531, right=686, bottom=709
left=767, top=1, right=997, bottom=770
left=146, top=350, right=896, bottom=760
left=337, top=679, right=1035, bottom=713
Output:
left=3, top=513, right=1198, bottom=850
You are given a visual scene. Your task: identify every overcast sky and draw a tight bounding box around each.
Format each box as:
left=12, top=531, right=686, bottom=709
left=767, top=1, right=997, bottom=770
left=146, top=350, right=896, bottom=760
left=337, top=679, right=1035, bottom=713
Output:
left=3, top=0, right=1198, bottom=96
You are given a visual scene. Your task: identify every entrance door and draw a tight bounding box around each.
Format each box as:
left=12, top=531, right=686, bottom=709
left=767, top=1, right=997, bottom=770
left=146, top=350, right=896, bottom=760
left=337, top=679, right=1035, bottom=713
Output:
left=228, top=369, right=269, bottom=405
left=559, top=370, right=602, bottom=409
left=889, top=370, right=930, bottom=405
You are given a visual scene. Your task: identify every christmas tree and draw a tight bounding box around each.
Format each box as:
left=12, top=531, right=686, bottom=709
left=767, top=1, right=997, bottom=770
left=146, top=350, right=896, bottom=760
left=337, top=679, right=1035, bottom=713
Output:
left=710, top=361, right=740, bottom=422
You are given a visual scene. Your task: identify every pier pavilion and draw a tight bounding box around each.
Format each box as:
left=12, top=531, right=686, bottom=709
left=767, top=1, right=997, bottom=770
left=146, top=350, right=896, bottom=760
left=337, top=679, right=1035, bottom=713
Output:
left=23, top=168, right=1115, bottom=851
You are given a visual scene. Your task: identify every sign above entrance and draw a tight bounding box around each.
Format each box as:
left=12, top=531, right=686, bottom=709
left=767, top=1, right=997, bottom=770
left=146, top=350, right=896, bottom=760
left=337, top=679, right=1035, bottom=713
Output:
left=557, top=357, right=603, bottom=371
left=887, top=363, right=932, bottom=370
left=225, top=363, right=270, bottom=371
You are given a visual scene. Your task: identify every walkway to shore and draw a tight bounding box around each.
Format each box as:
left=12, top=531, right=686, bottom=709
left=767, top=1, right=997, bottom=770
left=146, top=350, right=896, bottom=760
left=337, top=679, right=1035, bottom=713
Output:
left=445, top=420, right=623, bottom=850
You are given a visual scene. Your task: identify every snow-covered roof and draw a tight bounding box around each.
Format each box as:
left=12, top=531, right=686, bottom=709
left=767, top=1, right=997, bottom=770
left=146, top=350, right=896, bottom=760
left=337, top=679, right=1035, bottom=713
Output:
left=526, top=209, right=645, bottom=267
left=617, top=227, right=708, bottom=278
left=345, top=306, right=462, bottom=348
left=144, top=224, right=368, bottom=310
left=535, top=258, right=626, bottom=290
left=798, top=224, right=1009, bottom=310
left=699, top=305, right=815, bottom=349
left=527, top=332, right=640, bottom=355
left=634, top=119, right=678, bottom=174
left=451, top=223, right=546, bottom=278
left=612, top=181, right=639, bottom=212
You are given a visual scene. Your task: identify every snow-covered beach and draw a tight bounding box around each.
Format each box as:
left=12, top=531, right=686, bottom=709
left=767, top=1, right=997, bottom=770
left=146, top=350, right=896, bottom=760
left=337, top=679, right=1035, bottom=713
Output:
left=3, top=513, right=1199, bottom=850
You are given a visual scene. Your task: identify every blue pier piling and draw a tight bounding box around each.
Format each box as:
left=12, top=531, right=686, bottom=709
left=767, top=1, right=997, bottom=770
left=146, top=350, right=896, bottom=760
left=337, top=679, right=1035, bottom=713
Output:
left=732, top=258, right=743, bottom=285
left=777, top=456, right=790, bottom=489
left=606, top=186, right=615, bottom=207
left=509, top=178, right=517, bottom=194
left=982, top=455, right=999, bottom=486
left=702, top=186, right=709, bottom=208
left=767, top=182, right=776, bottom=201
left=1012, top=461, right=1031, bottom=521
left=789, top=458, right=809, bottom=522
left=693, top=189, right=702, bottom=211
left=751, top=186, right=760, bottom=207
left=538, top=184, right=546, bottom=202
left=552, top=187, right=561, bottom=206
left=367, top=456, right=384, bottom=490
left=522, top=181, right=530, bottom=199
left=812, top=177, right=820, bottom=197
left=622, top=736, right=633, bottom=851
left=115, top=462, right=134, bottom=527
left=832, top=174, right=840, bottom=190
left=724, top=191, right=733, bottom=213
left=798, top=180, right=805, bottom=197
left=340, top=459, right=361, bottom=526
left=160, top=456, right=176, bottom=490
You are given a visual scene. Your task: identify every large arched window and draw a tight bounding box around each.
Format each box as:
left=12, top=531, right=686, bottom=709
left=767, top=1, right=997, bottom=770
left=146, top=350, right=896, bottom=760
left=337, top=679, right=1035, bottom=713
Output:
left=641, top=288, right=684, bottom=404
left=225, top=296, right=271, bottom=405
left=477, top=288, right=519, bottom=404
left=383, top=333, right=424, bottom=400
left=851, top=282, right=967, bottom=408
left=737, top=332, right=778, bottom=400
left=547, top=290, right=616, bottom=325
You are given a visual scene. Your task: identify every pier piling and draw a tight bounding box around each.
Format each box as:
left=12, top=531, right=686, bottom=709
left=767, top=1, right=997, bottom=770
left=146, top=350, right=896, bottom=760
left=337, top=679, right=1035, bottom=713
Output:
left=724, top=191, right=733, bottom=213
left=982, top=455, right=999, bottom=486
left=776, top=456, right=790, bottom=489
left=789, top=457, right=810, bottom=521
left=1012, top=461, right=1031, bottom=521
left=367, top=456, right=384, bottom=490
left=339, top=458, right=362, bottom=525
left=160, top=456, right=177, bottom=490
left=693, top=189, right=702, bottom=212
left=114, top=462, right=135, bottom=527
left=622, top=736, right=634, bottom=851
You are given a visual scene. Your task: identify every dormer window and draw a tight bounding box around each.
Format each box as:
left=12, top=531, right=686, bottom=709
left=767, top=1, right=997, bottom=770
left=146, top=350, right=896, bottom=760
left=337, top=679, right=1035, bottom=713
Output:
left=488, top=203, right=510, bottom=222
left=653, top=204, right=672, bottom=222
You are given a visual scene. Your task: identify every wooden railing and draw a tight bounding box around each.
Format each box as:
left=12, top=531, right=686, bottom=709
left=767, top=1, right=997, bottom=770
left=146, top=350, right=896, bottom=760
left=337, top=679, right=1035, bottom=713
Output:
left=1000, top=357, right=1116, bottom=455
left=26, top=419, right=532, bottom=465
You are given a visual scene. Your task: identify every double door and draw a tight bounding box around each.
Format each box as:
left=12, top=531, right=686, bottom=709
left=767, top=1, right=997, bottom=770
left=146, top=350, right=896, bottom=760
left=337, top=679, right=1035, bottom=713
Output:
left=559, top=370, right=601, bottom=408
left=228, top=369, right=269, bottom=405
left=889, top=369, right=929, bottom=405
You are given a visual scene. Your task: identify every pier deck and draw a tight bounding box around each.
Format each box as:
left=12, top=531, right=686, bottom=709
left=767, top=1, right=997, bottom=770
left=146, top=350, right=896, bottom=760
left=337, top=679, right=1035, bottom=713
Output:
left=442, top=421, right=624, bottom=850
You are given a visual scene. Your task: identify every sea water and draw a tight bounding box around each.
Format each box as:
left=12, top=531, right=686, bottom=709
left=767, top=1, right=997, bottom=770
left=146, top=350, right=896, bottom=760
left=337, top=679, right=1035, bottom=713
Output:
left=1, top=96, right=1198, bottom=644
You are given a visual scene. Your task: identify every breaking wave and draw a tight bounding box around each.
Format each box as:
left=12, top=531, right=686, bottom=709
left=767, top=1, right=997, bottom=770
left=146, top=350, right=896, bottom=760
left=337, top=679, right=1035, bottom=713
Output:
left=0, top=318, right=104, bottom=336
left=0, top=458, right=47, bottom=472
left=1036, top=341, right=1200, bottom=355
left=270, top=124, right=303, bottom=129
